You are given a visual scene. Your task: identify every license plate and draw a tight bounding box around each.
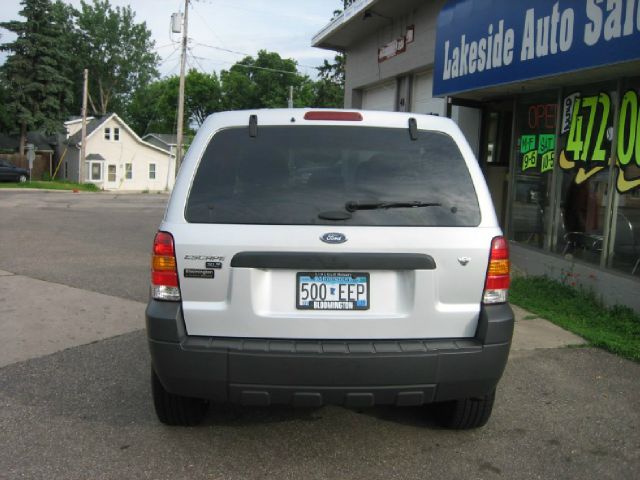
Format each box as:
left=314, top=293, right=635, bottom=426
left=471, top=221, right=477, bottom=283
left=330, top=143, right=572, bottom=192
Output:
left=296, top=272, right=370, bottom=310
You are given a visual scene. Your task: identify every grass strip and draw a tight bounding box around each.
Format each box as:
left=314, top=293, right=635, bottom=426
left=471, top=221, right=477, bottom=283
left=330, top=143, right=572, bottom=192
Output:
left=0, top=180, right=99, bottom=192
left=510, top=276, right=640, bottom=362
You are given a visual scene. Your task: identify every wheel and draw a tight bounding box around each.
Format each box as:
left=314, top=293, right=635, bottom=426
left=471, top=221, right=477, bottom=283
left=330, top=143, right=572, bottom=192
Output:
left=151, top=368, right=208, bottom=426
left=434, top=389, right=496, bottom=430
left=18, top=174, right=27, bottom=183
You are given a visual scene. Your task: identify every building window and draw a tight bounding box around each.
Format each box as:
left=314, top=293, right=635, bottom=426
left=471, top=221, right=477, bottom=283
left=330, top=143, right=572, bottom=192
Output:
left=149, top=163, right=156, bottom=180
left=86, top=162, right=102, bottom=182
left=125, top=163, right=132, bottom=179
left=608, top=77, right=640, bottom=277
left=107, top=164, right=116, bottom=182
left=509, top=93, right=558, bottom=249
left=553, top=82, right=616, bottom=267
left=114, top=127, right=120, bottom=141
left=104, top=128, right=111, bottom=140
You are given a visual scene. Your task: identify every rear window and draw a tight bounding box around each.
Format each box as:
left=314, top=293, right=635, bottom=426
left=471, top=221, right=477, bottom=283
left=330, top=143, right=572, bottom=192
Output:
left=185, top=126, right=480, bottom=226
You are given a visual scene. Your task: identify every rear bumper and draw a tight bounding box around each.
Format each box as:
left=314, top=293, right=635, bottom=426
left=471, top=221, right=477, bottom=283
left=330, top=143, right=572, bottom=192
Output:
left=146, top=301, right=514, bottom=406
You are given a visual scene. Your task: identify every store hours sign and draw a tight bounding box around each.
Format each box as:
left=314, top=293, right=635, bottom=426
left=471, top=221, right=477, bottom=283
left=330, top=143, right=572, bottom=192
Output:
left=434, top=0, right=640, bottom=96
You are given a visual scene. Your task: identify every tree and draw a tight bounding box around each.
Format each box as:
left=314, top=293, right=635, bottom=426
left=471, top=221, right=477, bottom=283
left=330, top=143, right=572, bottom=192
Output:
left=313, top=53, right=345, bottom=108
left=126, top=69, right=222, bottom=135
left=220, top=50, right=314, bottom=110
left=0, top=76, right=13, bottom=132
left=128, top=50, right=336, bottom=135
left=75, top=0, right=159, bottom=116
left=51, top=0, right=83, bottom=114
left=126, top=77, right=177, bottom=135
left=311, top=1, right=348, bottom=108
left=185, top=70, right=222, bottom=126
left=0, top=0, right=74, bottom=154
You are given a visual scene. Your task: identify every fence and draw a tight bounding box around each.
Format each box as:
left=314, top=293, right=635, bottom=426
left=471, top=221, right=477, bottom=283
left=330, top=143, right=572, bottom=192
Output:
left=0, top=153, right=53, bottom=180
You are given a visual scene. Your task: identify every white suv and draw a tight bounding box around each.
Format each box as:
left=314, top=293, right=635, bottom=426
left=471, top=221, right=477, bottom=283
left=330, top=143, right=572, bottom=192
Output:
left=146, top=109, right=514, bottom=429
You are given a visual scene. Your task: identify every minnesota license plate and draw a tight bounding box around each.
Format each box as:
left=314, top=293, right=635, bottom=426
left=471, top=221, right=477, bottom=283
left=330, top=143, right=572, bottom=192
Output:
left=296, top=272, right=369, bottom=310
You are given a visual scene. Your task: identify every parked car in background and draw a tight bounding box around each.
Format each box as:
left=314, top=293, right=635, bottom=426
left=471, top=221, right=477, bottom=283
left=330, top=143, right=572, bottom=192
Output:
left=0, top=160, right=29, bottom=182
left=146, top=109, right=514, bottom=429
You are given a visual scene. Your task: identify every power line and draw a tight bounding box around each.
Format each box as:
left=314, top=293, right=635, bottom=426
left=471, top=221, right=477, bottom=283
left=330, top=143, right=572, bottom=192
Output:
left=154, top=43, right=179, bottom=50
left=194, top=42, right=320, bottom=71
left=189, top=53, right=307, bottom=77
left=159, top=45, right=182, bottom=67
left=194, top=42, right=250, bottom=60
left=187, top=47, right=209, bottom=73
left=191, top=1, right=229, bottom=50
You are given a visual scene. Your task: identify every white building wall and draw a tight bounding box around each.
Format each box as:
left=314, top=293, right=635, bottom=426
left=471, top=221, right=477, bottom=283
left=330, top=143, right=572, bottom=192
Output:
left=451, top=106, right=482, bottom=159
left=411, top=70, right=446, bottom=116
left=344, top=0, right=446, bottom=108
left=321, top=0, right=481, bottom=157
left=362, top=81, right=396, bottom=111
left=65, top=121, right=87, bottom=139
left=85, top=118, right=174, bottom=191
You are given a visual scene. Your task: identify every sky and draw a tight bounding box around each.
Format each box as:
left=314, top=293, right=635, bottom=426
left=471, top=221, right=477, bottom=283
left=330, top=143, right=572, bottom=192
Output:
left=0, top=0, right=342, bottom=78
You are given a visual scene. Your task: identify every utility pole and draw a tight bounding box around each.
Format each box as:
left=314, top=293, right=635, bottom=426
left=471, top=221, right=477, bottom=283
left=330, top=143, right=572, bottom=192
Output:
left=80, top=68, right=88, bottom=183
left=175, top=0, right=189, bottom=178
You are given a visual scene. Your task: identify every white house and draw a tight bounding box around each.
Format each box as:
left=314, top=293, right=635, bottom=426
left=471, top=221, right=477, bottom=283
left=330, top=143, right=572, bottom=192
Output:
left=63, top=114, right=175, bottom=191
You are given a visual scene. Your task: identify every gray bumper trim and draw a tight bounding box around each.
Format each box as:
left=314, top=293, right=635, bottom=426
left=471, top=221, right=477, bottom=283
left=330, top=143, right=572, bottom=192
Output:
left=146, top=302, right=514, bottom=405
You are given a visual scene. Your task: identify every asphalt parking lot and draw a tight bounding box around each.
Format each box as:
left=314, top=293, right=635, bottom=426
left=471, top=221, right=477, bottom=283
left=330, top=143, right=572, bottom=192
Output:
left=1, top=190, right=639, bottom=479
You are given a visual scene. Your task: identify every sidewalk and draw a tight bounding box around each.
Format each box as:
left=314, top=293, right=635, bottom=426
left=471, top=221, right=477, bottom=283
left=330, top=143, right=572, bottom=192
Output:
left=0, top=270, right=144, bottom=367
left=0, top=269, right=587, bottom=368
left=510, top=303, right=587, bottom=351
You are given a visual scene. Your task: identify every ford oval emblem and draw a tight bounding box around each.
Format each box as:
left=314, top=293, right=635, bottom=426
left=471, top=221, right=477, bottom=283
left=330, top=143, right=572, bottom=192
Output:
left=320, top=232, right=347, bottom=244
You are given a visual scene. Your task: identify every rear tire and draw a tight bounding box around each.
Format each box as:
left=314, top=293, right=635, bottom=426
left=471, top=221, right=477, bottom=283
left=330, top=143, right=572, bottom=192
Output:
left=151, top=369, right=208, bottom=426
left=434, top=389, right=496, bottom=430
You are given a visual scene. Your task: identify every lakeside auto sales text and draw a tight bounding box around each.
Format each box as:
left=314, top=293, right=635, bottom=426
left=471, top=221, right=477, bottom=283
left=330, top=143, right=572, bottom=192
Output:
left=443, top=0, right=639, bottom=80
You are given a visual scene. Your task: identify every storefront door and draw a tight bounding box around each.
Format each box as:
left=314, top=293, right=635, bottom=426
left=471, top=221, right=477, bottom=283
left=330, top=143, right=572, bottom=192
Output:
left=479, top=103, right=513, bottom=229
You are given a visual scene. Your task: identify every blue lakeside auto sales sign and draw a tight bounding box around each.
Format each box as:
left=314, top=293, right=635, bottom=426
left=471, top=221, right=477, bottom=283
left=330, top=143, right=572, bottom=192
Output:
left=433, top=0, right=640, bottom=97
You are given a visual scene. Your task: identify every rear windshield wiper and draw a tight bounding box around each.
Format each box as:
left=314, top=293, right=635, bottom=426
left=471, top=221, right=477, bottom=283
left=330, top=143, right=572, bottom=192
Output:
left=345, top=200, right=442, bottom=212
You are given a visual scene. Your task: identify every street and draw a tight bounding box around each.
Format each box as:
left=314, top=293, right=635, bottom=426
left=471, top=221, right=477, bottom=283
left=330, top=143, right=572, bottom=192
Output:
left=1, top=190, right=639, bottom=479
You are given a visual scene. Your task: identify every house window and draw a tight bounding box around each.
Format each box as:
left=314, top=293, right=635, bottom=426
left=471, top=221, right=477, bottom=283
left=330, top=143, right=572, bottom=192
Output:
left=125, top=163, right=132, bottom=179
left=86, top=162, right=102, bottom=181
left=114, top=127, right=120, bottom=141
left=107, top=164, right=116, bottom=182
left=104, top=128, right=111, bottom=140
left=149, top=163, right=156, bottom=180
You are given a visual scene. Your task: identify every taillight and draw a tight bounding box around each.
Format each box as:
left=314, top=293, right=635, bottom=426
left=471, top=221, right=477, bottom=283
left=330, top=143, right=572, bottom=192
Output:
left=483, top=236, right=510, bottom=304
left=151, top=231, right=181, bottom=301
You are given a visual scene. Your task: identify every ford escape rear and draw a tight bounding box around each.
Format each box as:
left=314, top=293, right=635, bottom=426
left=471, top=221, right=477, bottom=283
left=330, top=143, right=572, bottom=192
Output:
left=146, top=109, right=514, bottom=429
